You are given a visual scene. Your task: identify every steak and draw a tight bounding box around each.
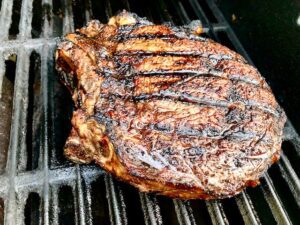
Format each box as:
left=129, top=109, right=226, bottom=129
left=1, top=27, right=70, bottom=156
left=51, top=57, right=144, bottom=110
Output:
left=55, top=11, right=286, bottom=199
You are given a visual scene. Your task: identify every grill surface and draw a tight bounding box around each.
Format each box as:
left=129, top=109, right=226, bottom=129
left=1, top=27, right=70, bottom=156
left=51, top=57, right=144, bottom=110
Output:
left=0, top=0, right=299, bottom=225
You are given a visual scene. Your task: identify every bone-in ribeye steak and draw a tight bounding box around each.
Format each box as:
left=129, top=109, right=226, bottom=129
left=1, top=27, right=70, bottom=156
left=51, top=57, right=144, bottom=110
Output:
left=55, top=11, right=286, bottom=199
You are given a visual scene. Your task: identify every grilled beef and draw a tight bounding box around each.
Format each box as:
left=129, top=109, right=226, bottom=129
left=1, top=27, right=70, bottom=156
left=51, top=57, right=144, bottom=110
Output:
left=55, top=11, right=286, bottom=199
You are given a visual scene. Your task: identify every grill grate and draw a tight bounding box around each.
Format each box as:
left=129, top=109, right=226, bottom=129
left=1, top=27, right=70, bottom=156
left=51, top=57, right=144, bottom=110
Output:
left=0, top=0, right=299, bottom=224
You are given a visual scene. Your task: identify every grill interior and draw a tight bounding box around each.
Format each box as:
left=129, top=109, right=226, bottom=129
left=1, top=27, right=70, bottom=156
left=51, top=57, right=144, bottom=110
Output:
left=0, top=0, right=299, bottom=224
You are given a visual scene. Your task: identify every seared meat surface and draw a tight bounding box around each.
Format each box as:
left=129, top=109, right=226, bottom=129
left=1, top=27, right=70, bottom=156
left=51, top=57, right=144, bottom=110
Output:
left=55, top=11, right=286, bottom=199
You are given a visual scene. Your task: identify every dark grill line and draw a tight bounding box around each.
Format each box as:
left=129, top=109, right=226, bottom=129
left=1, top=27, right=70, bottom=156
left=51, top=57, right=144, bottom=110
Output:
left=130, top=70, right=261, bottom=87
left=93, top=111, right=271, bottom=143
left=114, top=34, right=208, bottom=42
left=64, top=37, right=256, bottom=88
left=115, top=51, right=238, bottom=61
left=133, top=91, right=279, bottom=118
left=65, top=34, right=222, bottom=62
left=115, top=53, right=251, bottom=64
left=98, top=90, right=279, bottom=118
left=114, top=34, right=178, bottom=41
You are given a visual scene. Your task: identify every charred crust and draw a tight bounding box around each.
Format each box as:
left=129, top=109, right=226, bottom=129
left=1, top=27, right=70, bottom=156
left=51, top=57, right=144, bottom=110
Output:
left=56, top=11, right=286, bottom=200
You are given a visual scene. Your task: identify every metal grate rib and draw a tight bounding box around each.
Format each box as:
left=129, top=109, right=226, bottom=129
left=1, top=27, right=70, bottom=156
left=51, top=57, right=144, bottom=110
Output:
left=0, top=0, right=299, bottom=224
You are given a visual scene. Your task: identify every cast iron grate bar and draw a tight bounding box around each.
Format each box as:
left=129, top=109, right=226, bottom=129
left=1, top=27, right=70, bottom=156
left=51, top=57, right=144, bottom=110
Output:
left=0, top=0, right=299, bottom=225
left=260, top=174, right=292, bottom=224
left=139, top=193, right=163, bottom=225
left=0, top=0, right=14, bottom=40
left=235, top=192, right=261, bottom=225
left=206, top=200, right=228, bottom=225
left=277, top=154, right=300, bottom=208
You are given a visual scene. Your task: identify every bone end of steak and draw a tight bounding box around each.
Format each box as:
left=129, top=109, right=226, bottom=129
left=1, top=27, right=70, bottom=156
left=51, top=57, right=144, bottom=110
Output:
left=64, top=111, right=214, bottom=199
left=57, top=11, right=286, bottom=199
left=64, top=110, right=213, bottom=199
left=108, top=10, right=138, bottom=26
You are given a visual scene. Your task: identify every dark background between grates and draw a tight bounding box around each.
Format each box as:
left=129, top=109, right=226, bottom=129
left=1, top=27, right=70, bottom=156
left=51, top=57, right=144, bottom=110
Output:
left=0, top=0, right=299, bottom=225
left=219, top=0, right=300, bottom=135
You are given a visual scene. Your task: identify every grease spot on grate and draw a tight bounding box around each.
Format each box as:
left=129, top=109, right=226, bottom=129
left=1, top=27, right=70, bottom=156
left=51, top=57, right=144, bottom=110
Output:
left=0, top=55, right=17, bottom=174
left=24, top=192, right=41, bottom=225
